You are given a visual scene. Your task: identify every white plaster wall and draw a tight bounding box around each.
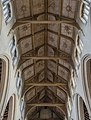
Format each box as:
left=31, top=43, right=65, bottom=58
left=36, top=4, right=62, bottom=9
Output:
left=0, top=3, right=21, bottom=120
left=71, top=9, right=91, bottom=120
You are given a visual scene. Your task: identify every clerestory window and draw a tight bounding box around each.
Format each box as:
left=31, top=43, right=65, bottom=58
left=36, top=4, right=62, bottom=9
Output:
left=9, top=35, right=18, bottom=67
left=80, top=0, right=91, bottom=24
left=1, top=0, right=12, bottom=24
left=16, top=71, right=22, bottom=97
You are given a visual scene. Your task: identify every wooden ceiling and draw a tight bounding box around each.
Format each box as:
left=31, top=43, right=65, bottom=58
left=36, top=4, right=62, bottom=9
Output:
left=10, top=0, right=81, bottom=119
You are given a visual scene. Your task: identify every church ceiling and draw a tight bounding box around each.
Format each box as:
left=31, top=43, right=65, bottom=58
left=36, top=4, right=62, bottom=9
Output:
left=10, top=0, right=81, bottom=119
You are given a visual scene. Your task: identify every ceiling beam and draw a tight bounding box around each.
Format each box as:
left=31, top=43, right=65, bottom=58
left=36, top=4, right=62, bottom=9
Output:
left=28, top=118, right=62, bottom=120
left=25, top=83, right=67, bottom=87
left=17, top=20, right=74, bottom=24
left=11, top=19, right=80, bottom=29
left=26, top=103, right=66, bottom=115
left=10, top=0, right=82, bottom=3
left=27, top=103, right=64, bottom=107
left=21, top=56, right=71, bottom=61
left=21, top=55, right=74, bottom=68
left=44, top=0, right=48, bottom=84
left=9, top=16, right=81, bottom=35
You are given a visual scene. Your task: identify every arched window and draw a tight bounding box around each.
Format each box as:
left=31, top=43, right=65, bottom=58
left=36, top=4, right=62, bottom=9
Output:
left=86, top=59, right=91, bottom=97
left=0, top=56, right=9, bottom=117
left=1, top=0, right=12, bottom=24
left=76, top=35, right=83, bottom=56
left=70, top=69, right=76, bottom=97
left=20, top=98, right=25, bottom=119
left=74, top=35, right=83, bottom=71
left=82, top=55, right=91, bottom=113
left=3, top=102, right=9, bottom=120
left=2, top=95, right=15, bottom=120
left=67, top=96, right=72, bottom=119
left=0, top=59, right=4, bottom=102
left=80, top=0, right=91, bottom=24
left=74, top=48, right=80, bottom=68
left=77, top=96, right=90, bottom=120
left=0, top=57, right=8, bottom=105
left=16, top=71, right=22, bottom=98
left=83, top=101, right=90, bottom=120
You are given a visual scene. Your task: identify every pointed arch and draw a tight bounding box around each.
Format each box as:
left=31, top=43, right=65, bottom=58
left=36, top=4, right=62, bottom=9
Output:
left=2, top=94, right=16, bottom=120
left=0, top=55, right=9, bottom=113
left=81, top=54, right=91, bottom=115
left=74, top=94, right=90, bottom=120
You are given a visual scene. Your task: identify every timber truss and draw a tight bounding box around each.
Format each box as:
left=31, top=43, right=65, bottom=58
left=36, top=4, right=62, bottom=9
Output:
left=11, top=0, right=81, bottom=119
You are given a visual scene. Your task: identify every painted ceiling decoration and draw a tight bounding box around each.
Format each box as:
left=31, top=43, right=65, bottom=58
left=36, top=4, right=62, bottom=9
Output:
left=2, top=0, right=90, bottom=119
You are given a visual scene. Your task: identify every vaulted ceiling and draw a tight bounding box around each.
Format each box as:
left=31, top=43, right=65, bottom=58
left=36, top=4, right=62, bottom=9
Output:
left=10, top=0, right=81, bottom=119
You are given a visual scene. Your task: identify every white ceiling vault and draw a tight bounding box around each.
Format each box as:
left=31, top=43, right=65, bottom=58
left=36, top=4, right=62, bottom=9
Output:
left=11, top=0, right=81, bottom=119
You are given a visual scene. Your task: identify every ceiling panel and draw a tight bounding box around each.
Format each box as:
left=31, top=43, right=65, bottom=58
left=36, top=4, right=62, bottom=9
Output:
left=62, top=0, right=77, bottom=18
left=16, top=23, right=31, bottom=39
left=35, top=60, right=45, bottom=74
left=19, top=37, right=32, bottom=54
left=34, top=32, right=44, bottom=48
left=60, top=37, right=72, bottom=54
left=61, top=23, right=74, bottom=38
left=48, top=32, right=58, bottom=48
left=58, top=66, right=69, bottom=81
left=15, top=0, right=30, bottom=19
left=48, top=0, right=61, bottom=15
left=33, top=0, right=44, bottom=15
left=23, top=65, right=34, bottom=80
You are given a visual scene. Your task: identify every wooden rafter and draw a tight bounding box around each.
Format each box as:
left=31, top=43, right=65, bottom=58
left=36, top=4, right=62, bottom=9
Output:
left=17, top=29, right=45, bottom=44
left=46, top=89, right=65, bottom=103
left=47, top=29, right=75, bottom=44
left=26, top=103, right=66, bottom=116
left=24, top=88, right=45, bottom=102
left=25, top=89, right=65, bottom=104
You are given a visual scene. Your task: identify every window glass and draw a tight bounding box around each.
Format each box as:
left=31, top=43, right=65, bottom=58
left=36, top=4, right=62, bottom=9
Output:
left=1, top=0, right=12, bottom=23
left=80, top=0, right=91, bottom=24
